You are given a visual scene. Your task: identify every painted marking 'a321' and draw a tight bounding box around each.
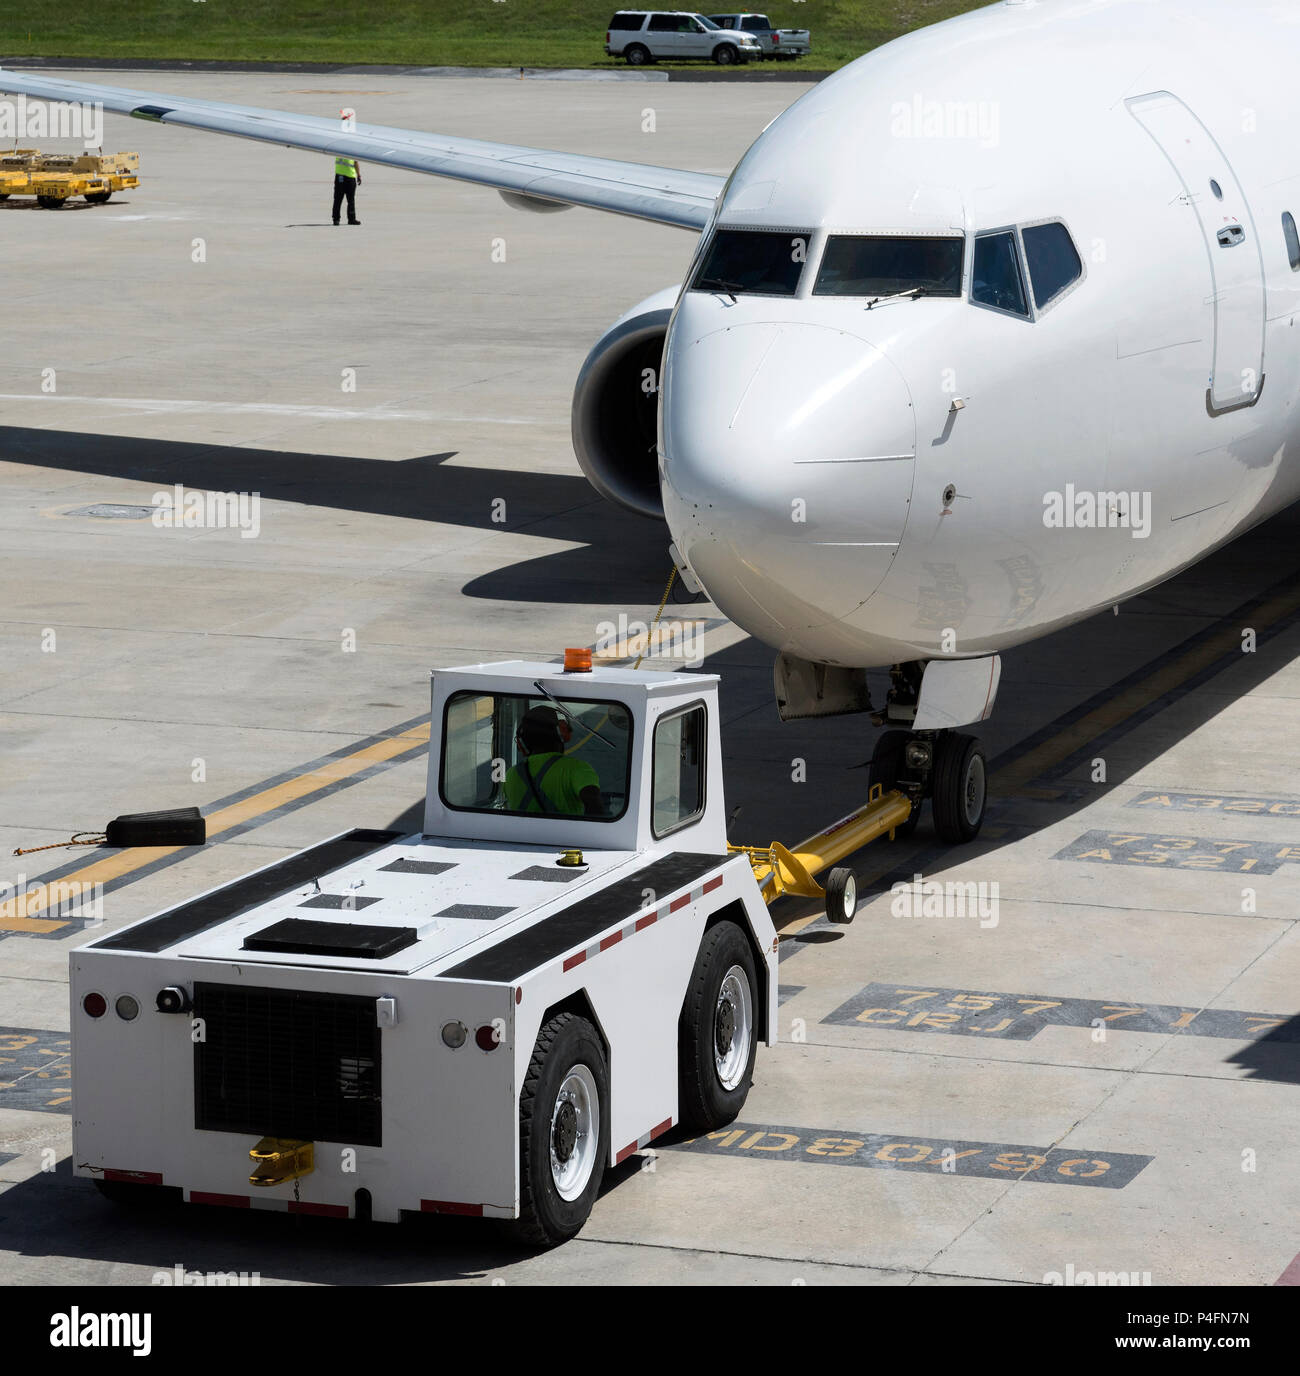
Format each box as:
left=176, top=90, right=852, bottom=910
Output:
left=822, top=983, right=1294, bottom=1042
left=669, top=1123, right=1151, bottom=1188
left=1056, top=829, right=1300, bottom=874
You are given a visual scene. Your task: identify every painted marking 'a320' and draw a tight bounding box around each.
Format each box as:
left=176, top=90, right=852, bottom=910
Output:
left=1055, top=829, right=1300, bottom=874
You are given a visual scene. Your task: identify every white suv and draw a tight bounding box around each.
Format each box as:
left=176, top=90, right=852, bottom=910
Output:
left=605, top=11, right=763, bottom=65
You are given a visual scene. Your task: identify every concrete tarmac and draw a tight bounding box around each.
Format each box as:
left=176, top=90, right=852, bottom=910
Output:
left=1, top=71, right=1297, bottom=1287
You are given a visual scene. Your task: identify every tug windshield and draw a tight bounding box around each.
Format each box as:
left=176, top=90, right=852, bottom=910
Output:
left=441, top=689, right=634, bottom=821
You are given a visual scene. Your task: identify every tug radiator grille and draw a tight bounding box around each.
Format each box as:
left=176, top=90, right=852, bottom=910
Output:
left=194, top=983, right=381, bottom=1146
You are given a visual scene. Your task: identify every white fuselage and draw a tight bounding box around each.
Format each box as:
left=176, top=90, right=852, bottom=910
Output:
left=659, top=0, right=1300, bottom=667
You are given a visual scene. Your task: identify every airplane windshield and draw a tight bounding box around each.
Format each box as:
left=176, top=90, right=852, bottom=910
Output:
left=813, top=235, right=965, bottom=297
left=691, top=228, right=812, bottom=296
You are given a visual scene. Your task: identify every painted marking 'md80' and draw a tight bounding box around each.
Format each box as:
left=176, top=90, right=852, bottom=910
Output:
left=669, top=1123, right=1152, bottom=1188
left=823, top=984, right=1293, bottom=1042
left=0, top=1027, right=71, bottom=1112
left=1056, top=830, right=1300, bottom=874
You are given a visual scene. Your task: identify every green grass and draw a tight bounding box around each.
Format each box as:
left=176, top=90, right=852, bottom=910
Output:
left=2, top=1, right=989, bottom=70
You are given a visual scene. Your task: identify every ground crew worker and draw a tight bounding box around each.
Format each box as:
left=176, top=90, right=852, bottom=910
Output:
left=332, top=155, right=361, bottom=225
left=505, top=707, right=602, bottom=816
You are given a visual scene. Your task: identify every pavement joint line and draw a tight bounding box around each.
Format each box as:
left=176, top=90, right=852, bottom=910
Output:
left=574, top=1231, right=1022, bottom=1282
left=789, top=1036, right=1291, bottom=1081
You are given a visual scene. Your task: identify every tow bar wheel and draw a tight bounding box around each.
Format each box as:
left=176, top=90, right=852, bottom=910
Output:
left=517, top=1011, right=609, bottom=1247
left=679, top=921, right=758, bottom=1132
left=824, top=866, right=857, bottom=923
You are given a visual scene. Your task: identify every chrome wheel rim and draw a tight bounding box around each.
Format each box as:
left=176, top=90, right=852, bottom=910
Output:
left=550, top=1064, right=599, bottom=1201
left=714, top=966, right=752, bottom=1090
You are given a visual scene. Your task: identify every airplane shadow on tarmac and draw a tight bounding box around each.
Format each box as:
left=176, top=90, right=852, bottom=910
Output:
left=0, top=425, right=672, bottom=606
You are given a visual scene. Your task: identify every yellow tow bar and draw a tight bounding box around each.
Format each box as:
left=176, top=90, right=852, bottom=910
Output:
left=729, top=784, right=913, bottom=920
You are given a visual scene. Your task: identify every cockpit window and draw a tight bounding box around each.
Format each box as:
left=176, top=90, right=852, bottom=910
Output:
left=691, top=228, right=811, bottom=296
left=1022, top=221, right=1082, bottom=310
left=971, top=230, right=1029, bottom=318
left=813, top=235, right=964, bottom=298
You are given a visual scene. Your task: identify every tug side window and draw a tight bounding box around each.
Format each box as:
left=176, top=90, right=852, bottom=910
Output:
left=652, top=703, right=706, bottom=838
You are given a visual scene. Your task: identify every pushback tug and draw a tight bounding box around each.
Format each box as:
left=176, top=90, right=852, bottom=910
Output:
left=73, top=652, right=909, bottom=1245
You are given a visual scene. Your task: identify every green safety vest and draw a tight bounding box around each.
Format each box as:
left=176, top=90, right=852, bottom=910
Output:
left=335, top=157, right=358, bottom=179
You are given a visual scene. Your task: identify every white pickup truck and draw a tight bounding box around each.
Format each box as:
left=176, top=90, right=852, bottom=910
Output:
left=707, top=12, right=812, bottom=59
left=71, top=656, right=783, bottom=1247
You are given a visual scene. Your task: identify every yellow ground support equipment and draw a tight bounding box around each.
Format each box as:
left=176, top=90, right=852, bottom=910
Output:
left=729, top=783, right=913, bottom=924
left=0, top=149, right=139, bottom=208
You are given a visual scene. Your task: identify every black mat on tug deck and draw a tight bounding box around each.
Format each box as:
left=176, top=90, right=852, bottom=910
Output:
left=443, top=851, right=731, bottom=983
left=93, top=829, right=403, bottom=954
left=244, top=917, right=417, bottom=959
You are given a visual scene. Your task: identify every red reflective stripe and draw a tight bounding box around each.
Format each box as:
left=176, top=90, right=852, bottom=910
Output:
left=191, top=1191, right=250, bottom=1208
left=615, top=1141, right=639, bottom=1165
left=563, top=952, right=586, bottom=972
left=669, top=894, right=691, bottom=913
left=421, top=1199, right=483, bottom=1217
left=288, top=1200, right=349, bottom=1218
left=599, top=932, right=621, bottom=951
left=649, top=1116, right=673, bottom=1141
left=634, top=914, right=656, bottom=932
left=103, top=1169, right=163, bottom=1185
left=702, top=875, right=723, bottom=895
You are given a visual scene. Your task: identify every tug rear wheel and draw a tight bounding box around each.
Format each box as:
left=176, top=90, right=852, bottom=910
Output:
left=516, top=1012, right=608, bottom=1248
left=679, top=920, right=757, bottom=1132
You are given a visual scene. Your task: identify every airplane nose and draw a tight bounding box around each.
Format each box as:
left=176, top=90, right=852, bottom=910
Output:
left=660, top=320, right=916, bottom=657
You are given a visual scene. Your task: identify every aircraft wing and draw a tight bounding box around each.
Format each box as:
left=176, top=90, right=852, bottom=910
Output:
left=0, top=67, right=724, bottom=230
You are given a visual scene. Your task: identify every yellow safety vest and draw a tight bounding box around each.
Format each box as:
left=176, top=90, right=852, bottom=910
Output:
left=335, top=157, right=358, bottom=179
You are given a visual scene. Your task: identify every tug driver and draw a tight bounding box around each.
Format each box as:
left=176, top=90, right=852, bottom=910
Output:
left=505, top=706, right=603, bottom=816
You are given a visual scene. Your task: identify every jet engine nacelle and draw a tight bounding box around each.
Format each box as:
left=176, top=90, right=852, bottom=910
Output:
left=571, top=285, right=680, bottom=519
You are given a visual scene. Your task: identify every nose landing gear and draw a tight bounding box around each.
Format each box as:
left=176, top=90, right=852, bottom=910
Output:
left=868, top=661, right=991, bottom=844
left=869, top=728, right=988, bottom=843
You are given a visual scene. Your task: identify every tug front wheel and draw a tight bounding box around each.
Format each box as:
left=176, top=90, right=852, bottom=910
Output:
left=516, top=1012, right=609, bottom=1248
left=678, top=920, right=757, bottom=1132
left=932, top=732, right=987, bottom=843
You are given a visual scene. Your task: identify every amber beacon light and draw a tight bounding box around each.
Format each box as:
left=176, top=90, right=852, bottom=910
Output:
left=563, top=647, right=592, bottom=672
